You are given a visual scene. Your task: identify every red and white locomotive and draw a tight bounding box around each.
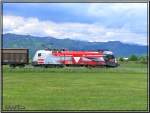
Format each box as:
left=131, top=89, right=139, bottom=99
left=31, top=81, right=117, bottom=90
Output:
left=32, top=49, right=118, bottom=67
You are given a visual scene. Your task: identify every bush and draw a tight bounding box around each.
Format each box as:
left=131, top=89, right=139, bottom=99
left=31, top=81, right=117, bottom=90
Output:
left=138, top=56, right=148, bottom=64
left=119, top=57, right=124, bottom=62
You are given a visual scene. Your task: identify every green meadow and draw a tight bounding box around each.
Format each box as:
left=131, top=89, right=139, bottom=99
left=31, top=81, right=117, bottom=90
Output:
left=2, top=62, right=148, bottom=111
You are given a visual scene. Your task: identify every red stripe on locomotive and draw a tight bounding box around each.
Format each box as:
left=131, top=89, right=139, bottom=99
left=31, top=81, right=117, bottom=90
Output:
left=52, top=51, right=105, bottom=65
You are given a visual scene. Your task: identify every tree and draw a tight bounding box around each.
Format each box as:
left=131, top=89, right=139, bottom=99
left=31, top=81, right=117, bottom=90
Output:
left=129, top=55, right=138, bottom=61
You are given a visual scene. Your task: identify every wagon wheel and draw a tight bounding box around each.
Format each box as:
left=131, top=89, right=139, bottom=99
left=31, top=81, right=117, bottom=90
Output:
left=9, top=64, right=16, bottom=68
left=19, top=64, right=25, bottom=68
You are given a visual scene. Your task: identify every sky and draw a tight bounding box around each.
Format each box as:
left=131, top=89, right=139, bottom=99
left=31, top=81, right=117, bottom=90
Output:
left=3, top=3, right=147, bottom=45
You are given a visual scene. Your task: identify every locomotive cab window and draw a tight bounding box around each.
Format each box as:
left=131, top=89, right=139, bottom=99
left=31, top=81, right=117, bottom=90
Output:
left=38, top=53, right=41, bottom=57
left=104, top=55, right=115, bottom=60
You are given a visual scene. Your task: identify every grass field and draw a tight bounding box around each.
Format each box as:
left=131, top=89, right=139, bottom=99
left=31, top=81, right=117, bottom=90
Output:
left=2, top=62, right=148, bottom=111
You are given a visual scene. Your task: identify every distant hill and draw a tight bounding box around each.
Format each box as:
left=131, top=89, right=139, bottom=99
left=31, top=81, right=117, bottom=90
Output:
left=3, top=33, right=147, bottom=58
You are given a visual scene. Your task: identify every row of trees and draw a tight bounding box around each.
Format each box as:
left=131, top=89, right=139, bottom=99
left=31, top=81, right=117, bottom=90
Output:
left=118, top=55, right=148, bottom=64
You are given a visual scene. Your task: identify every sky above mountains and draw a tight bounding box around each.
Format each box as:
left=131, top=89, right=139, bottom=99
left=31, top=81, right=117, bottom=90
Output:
left=3, top=3, right=147, bottom=45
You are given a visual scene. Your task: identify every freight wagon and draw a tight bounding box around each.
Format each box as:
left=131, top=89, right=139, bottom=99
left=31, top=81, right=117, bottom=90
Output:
left=32, top=49, right=118, bottom=67
left=2, top=48, right=29, bottom=67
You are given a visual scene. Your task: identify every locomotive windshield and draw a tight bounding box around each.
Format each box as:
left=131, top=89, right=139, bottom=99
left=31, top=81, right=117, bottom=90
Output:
left=104, top=54, right=115, bottom=61
left=103, top=54, right=118, bottom=67
left=104, top=54, right=115, bottom=59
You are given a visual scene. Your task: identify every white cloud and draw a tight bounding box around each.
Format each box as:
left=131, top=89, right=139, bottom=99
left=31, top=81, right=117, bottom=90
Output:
left=3, top=15, right=147, bottom=45
left=87, top=3, right=147, bottom=34
left=88, top=3, right=146, bottom=17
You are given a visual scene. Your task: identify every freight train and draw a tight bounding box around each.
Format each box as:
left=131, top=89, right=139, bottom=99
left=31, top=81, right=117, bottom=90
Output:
left=2, top=48, right=119, bottom=68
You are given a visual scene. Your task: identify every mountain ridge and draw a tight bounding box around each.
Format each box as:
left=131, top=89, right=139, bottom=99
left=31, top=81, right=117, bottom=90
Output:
left=3, top=33, right=147, bottom=58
